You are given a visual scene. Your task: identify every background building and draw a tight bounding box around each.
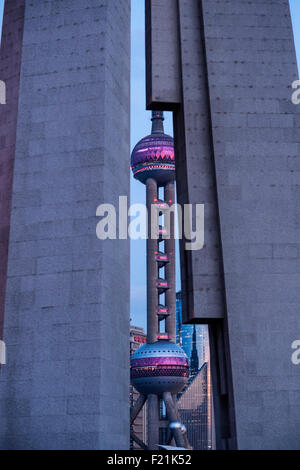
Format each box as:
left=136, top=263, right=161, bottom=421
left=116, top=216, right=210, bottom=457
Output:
left=178, top=363, right=213, bottom=450
left=0, top=0, right=130, bottom=449
left=176, top=292, right=209, bottom=369
left=130, top=325, right=147, bottom=449
left=145, top=0, right=300, bottom=449
left=176, top=292, right=213, bottom=449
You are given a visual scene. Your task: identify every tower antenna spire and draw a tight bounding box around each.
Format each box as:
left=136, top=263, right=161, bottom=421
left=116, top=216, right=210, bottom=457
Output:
left=151, top=110, right=164, bottom=134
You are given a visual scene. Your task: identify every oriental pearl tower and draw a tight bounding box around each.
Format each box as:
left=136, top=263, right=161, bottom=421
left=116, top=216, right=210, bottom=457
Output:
left=130, top=111, right=190, bottom=450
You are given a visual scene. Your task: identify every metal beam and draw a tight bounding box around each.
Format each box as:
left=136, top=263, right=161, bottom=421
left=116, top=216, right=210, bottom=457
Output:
left=130, top=393, right=147, bottom=425
left=130, top=431, right=148, bottom=450
left=163, top=392, right=186, bottom=448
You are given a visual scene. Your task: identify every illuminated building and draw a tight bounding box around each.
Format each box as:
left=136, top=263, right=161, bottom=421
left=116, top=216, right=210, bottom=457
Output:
left=130, top=111, right=190, bottom=450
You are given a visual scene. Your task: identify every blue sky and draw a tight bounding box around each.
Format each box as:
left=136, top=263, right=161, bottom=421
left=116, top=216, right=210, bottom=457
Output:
left=290, top=0, right=300, bottom=67
left=0, top=1, right=3, bottom=43
left=0, top=1, right=300, bottom=330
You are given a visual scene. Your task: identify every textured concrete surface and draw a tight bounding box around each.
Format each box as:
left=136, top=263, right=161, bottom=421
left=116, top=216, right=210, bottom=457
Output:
left=146, top=0, right=300, bottom=450
left=0, top=0, right=130, bottom=450
left=145, top=0, right=181, bottom=109
left=203, top=0, right=300, bottom=450
left=0, top=0, right=25, bottom=338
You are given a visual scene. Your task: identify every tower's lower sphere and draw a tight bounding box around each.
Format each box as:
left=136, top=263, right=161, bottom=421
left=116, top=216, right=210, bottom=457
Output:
left=130, top=341, right=189, bottom=395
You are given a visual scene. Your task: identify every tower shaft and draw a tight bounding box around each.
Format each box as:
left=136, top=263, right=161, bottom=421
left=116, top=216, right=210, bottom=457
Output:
left=164, top=181, right=176, bottom=342
left=146, top=178, right=158, bottom=343
left=146, top=179, right=177, bottom=448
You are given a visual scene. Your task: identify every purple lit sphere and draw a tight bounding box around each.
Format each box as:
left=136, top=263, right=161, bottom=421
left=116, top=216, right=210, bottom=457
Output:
left=130, top=133, right=175, bottom=185
left=130, top=341, right=189, bottom=395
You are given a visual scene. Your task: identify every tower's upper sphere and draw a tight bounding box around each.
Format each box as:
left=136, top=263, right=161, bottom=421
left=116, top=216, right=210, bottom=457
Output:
left=131, top=111, right=175, bottom=186
left=130, top=341, right=189, bottom=395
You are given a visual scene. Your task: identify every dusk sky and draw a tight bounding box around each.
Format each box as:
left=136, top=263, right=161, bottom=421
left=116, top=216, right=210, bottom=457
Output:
left=0, top=0, right=300, bottom=331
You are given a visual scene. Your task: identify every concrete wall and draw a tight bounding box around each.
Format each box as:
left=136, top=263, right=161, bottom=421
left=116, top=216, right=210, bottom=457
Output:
left=0, top=0, right=130, bottom=449
left=0, top=0, right=25, bottom=337
left=146, top=0, right=300, bottom=449
left=204, top=0, right=300, bottom=450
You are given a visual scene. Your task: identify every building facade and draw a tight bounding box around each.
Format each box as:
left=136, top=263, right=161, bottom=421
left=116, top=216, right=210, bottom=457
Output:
left=176, top=292, right=209, bottom=369
left=178, top=363, right=213, bottom=450
left=176, top=292, right=213, bottom=449
left=146, top=0, right=300, bottom=449
left=0, top=0, right=130, bottom=449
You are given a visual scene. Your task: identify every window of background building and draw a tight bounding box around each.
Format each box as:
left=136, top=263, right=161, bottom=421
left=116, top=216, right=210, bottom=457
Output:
left=159, top=427, right=168, bottom=446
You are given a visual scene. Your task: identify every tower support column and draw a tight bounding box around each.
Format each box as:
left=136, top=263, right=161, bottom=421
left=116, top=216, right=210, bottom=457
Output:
left=163, top=392, right=185, bottom=448
left=146, top=178, right=158, bottom=343
left=148, top=394, right=160, bottom=450
left=146, top=178, right=160, bottom=449
left=164, top=182, right=176, bottom=342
